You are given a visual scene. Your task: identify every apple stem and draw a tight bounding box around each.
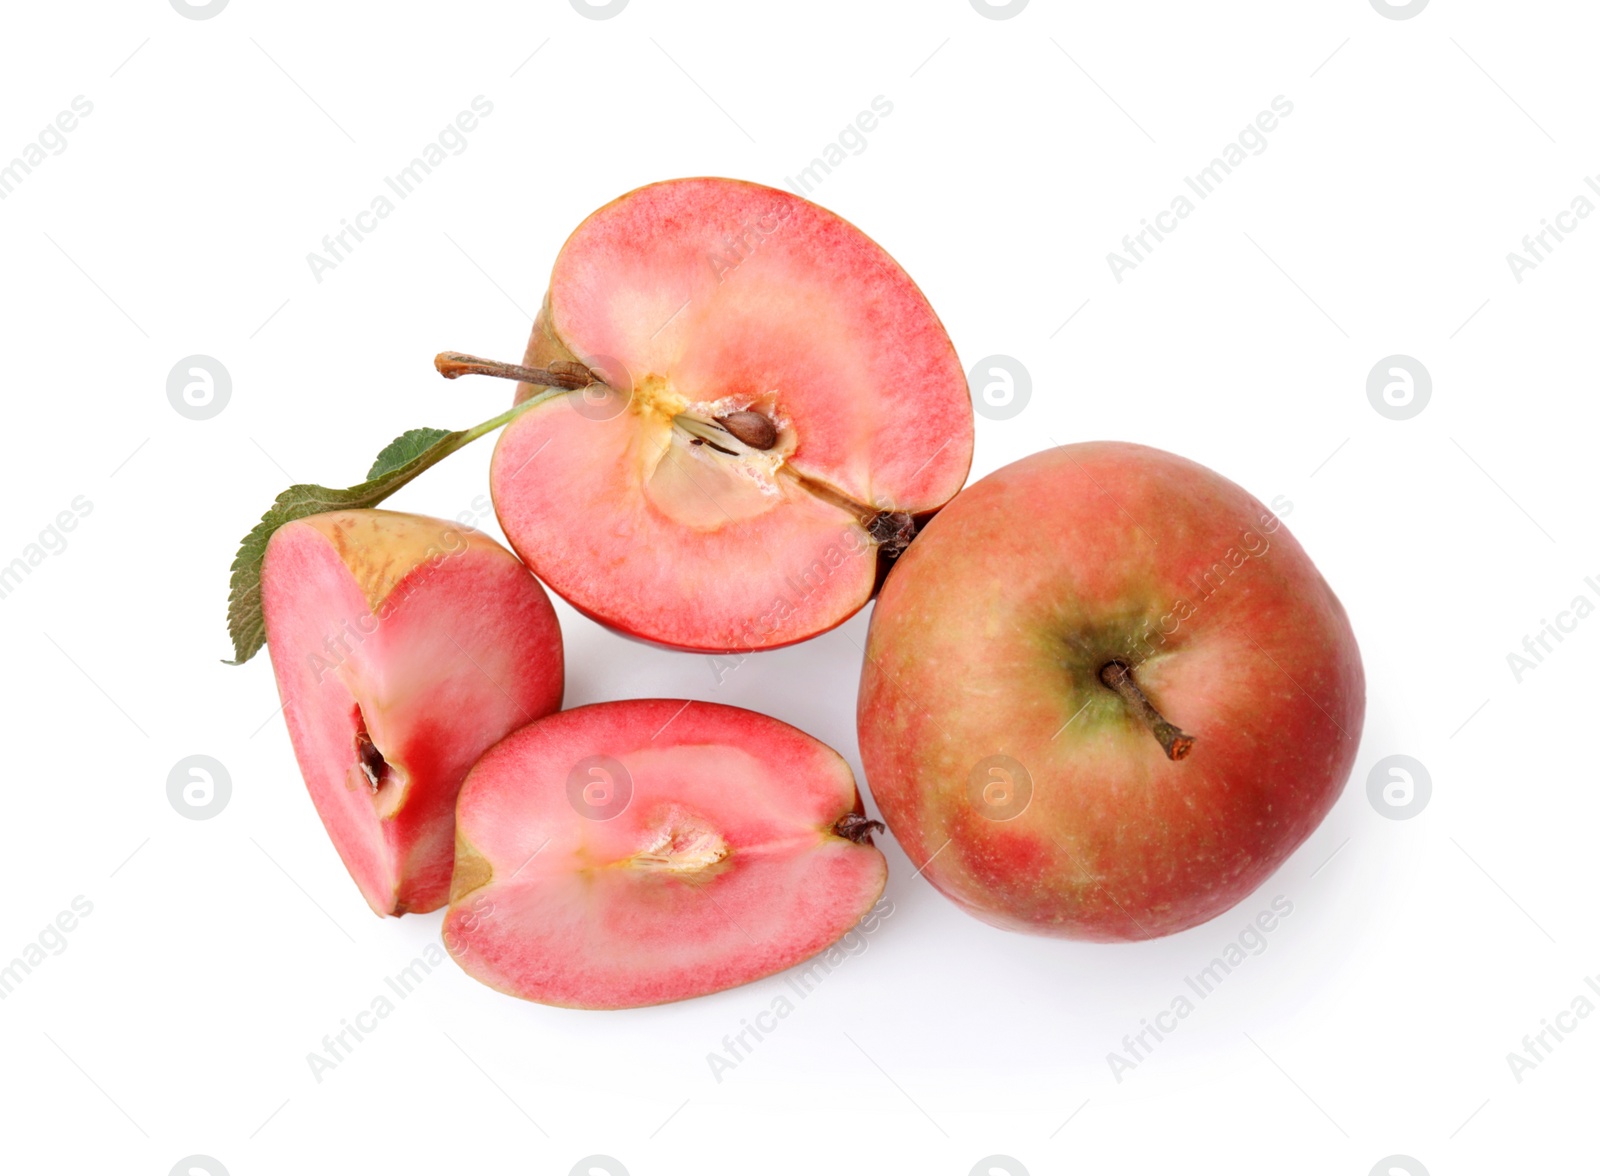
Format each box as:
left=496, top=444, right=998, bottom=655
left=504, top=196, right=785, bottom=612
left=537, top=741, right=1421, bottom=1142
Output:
left=434, top=351, right=596, bottom=389
left=834, top=812, right=886, bottom=844
left=1099, top=661, right=1194, bottom=761
left=784, top=469, right=917, bottom=557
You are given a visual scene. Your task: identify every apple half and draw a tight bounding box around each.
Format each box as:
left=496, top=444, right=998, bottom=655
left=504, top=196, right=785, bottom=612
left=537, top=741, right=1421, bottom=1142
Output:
left=444, top=699, right=888, bottom=1009
left=262, top=510, right=563, bottom=916
left=441, top=177, right=974, bottom=653
left=857, top=443, right=1365, bottom=941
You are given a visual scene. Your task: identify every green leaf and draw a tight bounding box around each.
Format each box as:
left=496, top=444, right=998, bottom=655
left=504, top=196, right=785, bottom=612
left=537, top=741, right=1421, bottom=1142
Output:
left=224, top=395, right=552, bottom=665
left=367, top=427, right=452, bottom=481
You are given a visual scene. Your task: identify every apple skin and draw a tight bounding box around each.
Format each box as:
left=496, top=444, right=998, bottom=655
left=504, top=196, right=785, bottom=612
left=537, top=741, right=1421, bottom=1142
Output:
left=857, top=442, right=1364, bottom=941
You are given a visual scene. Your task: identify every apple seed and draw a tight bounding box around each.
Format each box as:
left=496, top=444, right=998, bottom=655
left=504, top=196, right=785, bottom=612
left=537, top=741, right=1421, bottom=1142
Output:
left=355, top=729, right=388, bottom=793
left=715, top=410, right=778, bottom=450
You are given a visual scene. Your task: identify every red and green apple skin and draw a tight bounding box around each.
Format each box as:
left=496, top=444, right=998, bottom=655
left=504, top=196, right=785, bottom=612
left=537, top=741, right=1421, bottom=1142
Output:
left=261, top=510, right=563, bottom=916
left=487, top=177, right=973, bottom=654
left=445, top=699, right=887, bottom=1009
left=857, top=442, right=1365, bottom=941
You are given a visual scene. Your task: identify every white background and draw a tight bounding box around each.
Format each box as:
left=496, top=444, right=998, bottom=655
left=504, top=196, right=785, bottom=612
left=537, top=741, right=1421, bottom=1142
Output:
left=0, top=1, right=1593, bottom=1173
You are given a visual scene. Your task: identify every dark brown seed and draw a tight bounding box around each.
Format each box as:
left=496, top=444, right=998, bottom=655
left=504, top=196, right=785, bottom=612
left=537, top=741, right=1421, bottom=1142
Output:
left=356, top=730, right=387, bottom=792
left=716, top=411, right=778, bottom=451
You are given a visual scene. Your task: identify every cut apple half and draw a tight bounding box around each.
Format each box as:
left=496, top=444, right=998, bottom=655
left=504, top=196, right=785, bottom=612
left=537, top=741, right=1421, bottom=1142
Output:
left=262, top=510, right=564, bottom=916
left=439, top=177, right=974, bottom=653
left=444, top=699, right=888, bottom=1009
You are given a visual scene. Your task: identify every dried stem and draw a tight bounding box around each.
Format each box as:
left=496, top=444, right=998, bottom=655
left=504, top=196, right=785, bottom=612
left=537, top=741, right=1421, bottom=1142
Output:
left=833, top=812, right=886, bottom=844
left=1099, top=660, right=1194, bottom=761
left=434, top=351, right=595, bottom=389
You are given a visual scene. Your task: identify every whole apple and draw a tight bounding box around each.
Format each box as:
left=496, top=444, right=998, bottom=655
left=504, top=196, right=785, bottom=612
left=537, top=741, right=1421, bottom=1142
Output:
left=856, top=442, right=1364, bottom=941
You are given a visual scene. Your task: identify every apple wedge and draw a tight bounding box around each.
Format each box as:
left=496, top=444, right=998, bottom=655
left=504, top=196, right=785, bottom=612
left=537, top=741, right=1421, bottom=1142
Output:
left=262, top=510, right=563, bottom=916
left=444, top=699, right=888, bottom=1008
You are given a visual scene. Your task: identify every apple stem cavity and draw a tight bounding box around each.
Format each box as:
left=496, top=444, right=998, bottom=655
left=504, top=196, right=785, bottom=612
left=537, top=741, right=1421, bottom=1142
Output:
left=1099, top=661, right=1195, bottom=762
left=434, top=351, right=597, bottom=390
left=833, top=812, right=886, bottom=844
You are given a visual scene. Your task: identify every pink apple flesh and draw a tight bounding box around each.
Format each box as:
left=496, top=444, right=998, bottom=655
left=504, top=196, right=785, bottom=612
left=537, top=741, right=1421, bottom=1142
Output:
left=857, top=442, right=1365, bottom=941
left=262, top=510, right=563, bottom=916
left=485, top=177, right=973, bottom=653
left=445, top=699, right=887, bottom=1009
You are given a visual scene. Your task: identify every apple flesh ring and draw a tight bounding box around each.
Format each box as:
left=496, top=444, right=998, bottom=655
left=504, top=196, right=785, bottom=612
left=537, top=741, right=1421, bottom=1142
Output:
left=857, top=442, right=1365, bottom=941
left=466, top=178, right=974, bottom=653
left=262, top=510, right=564, bottom=916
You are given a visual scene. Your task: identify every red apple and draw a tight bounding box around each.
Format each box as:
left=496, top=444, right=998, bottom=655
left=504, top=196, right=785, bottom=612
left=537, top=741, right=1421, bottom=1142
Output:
left=438, top=177, right=973, bottom=653
left=262, top=510, right=563, bottom=916
left=444, top=699, right=887, bottom=1008
left=857, top=442, right=1364, bottom=941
